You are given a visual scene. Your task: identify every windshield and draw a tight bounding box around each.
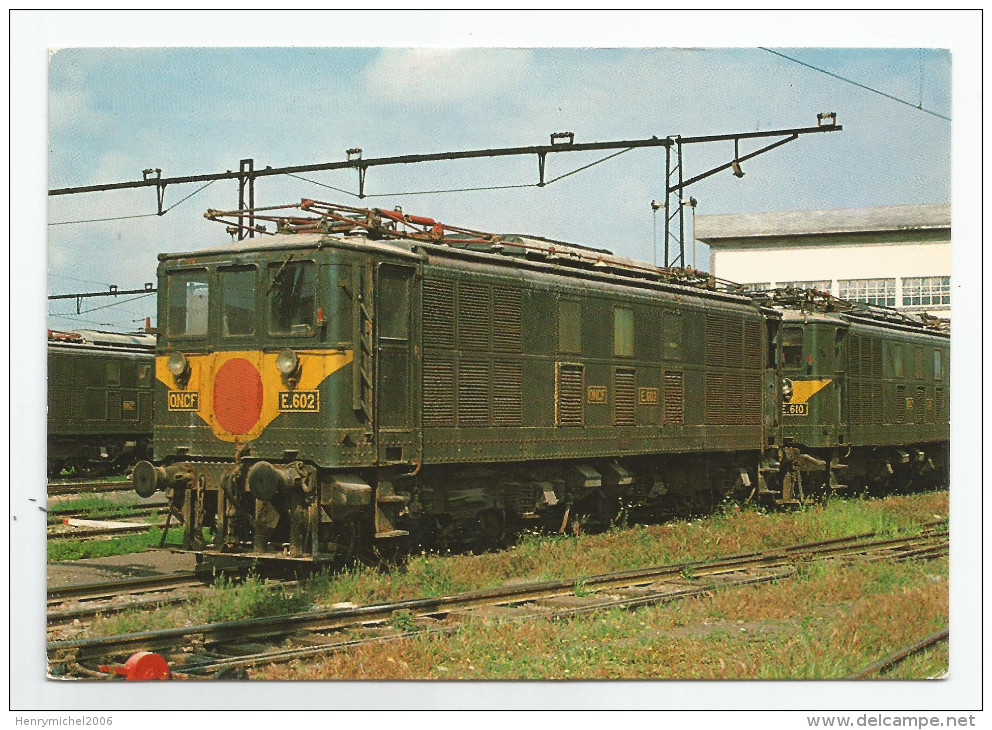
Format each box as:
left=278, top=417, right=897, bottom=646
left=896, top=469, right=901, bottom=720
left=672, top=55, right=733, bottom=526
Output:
left=167, top=269, right=209, bottom=336
left=268, top=260, right=316, bottom=334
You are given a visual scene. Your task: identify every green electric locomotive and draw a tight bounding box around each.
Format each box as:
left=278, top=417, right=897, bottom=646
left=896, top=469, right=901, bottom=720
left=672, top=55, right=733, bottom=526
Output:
left=131, top=200, right=949, bottom=563
left=132, top=201, right=784, bottom=562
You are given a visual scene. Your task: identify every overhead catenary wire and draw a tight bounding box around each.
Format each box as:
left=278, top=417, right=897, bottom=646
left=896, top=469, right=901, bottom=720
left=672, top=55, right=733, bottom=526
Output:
left=48, top=178, right=218, bottom=226
left=350, top=147, right=635, bottom=198
left=49, top=291, right=156, bottom=316
left=760, top=47, right=950, bottom=122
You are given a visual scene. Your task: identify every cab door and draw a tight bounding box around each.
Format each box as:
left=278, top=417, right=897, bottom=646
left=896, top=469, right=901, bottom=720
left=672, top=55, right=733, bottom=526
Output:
left=374, top=263, right=421, bottom=464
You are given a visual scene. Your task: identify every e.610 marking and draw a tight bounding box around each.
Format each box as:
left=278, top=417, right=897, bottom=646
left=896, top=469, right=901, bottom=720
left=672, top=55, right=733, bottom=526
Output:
left=782, top=402, right=809, bottom=416
left=279, top=390, right=320, bottom=412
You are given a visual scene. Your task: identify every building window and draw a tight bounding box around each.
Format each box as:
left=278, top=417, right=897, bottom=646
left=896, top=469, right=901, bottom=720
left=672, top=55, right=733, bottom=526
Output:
left=838, top=278, right=895, bottom=307
left=741, top=282, right=770, bottom=292
left=778, top=280, right=831, bottom=293
left=902, top=276, right=950, bottom=307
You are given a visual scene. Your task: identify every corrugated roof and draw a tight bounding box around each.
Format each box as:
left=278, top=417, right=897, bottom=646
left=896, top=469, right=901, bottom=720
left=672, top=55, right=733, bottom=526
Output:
left=694, top=203, right=950, bottom=242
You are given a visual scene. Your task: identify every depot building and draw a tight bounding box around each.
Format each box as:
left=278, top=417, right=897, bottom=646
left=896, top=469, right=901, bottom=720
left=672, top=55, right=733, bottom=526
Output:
left=694, top=203, right=951, bottom=319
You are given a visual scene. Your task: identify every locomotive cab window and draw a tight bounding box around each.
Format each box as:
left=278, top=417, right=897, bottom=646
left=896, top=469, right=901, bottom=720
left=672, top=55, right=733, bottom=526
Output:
left=220, top=266, right=256, bottom=336
left=933, top=349, right=942, bottom=380
left=167, top=269, right=209, bottom=337
left=781, top=327, right=804, bottom=369
left=268, top=259, right=317, bottom=335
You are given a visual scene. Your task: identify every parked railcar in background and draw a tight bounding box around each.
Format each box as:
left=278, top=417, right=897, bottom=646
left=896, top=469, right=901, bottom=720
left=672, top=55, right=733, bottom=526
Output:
left=47, top=329, right=156, bottom=477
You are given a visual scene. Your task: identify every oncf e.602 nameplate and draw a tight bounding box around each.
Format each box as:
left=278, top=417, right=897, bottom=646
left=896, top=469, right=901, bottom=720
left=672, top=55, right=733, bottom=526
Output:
left=278, top=390, right=320, bottom=412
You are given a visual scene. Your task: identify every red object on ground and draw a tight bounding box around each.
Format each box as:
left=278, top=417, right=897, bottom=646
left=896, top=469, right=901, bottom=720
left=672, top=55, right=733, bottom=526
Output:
left=99, top=652, right=170, bottom=680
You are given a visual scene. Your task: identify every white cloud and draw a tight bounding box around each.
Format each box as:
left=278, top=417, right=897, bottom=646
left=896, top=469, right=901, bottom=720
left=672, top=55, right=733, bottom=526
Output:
left=362, top=48, right=535, bottom=106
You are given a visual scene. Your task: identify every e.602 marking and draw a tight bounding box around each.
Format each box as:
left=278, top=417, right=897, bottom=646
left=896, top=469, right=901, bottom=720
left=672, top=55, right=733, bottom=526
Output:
left=279, top=390, right=320, bottom=412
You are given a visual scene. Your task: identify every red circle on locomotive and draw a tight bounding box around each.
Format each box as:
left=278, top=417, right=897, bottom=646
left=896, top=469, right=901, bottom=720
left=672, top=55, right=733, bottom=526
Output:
left=213, top=358, right=264, bottom=434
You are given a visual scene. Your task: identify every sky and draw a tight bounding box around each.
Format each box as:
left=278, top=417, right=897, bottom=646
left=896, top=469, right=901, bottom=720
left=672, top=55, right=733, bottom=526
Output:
left=43, top=39, right=957, bottom=334
left=10, top=9, right=983, bottom=717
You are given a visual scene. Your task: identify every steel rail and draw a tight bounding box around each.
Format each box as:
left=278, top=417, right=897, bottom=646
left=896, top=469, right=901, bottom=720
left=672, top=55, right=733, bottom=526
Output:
left=47, top=506, right=166, bottom=524
left=48, top=480, right=132, bottom=496
left=48, top=572, right=206, bottom=604
left=48, top=521, right=167, bottom=541
left=48, top=528, right=947, bottom=663
left=847, top=628, right=949, bottom=679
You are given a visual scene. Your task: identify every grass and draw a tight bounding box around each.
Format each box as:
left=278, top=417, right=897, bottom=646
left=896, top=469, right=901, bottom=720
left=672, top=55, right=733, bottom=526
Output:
left=47, top=496, right=148, bottom=521
left=76, top=489, right=948, bottom=656
left=260, top=555, right=948, bottom=681
left=47, top=526, right=190, bottom=562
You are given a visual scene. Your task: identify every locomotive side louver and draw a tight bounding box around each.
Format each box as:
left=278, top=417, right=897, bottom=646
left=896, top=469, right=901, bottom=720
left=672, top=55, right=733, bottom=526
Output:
left=458, top=283, right=491, bottom=352
left=556, top=363, right=584, bottom=427
left=613, top=368, right=636, bottom=426
left=457, top=359, right=490, bottom=426
left=493, top=360, right=523, bottom=426
left=664, top=370, right=684, bottom=425
left=493, top=287, right=522, bottom=353
left=423, top=355, right=455, bottom=427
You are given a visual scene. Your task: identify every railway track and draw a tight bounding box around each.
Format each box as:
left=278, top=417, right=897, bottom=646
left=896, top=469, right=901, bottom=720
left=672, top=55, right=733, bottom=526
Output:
left=48, top=479, right=132, bottom=497
left=848, top=628, right=950, bottom=679
left=47, top=520, right=168, bottom=541
left=48, top=524, right=948, bottom=678
left=47, top=571, right=296, bottom=628
left=47, top=506, right=167, bottom=524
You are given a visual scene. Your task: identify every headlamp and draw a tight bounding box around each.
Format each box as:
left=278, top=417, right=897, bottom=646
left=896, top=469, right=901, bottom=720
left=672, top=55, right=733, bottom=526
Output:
left=276, top=348, right=300, bottom=376
left=168, top=351, right=189, bottom=378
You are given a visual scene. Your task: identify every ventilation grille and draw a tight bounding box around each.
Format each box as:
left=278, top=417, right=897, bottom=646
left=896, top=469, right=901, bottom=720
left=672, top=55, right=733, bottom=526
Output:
left=458, top=283, right=491, bottom=351
left=613, top=368, right=636, bottom=426
left=744, top=319, right=762, bottom=369
left=705, top=313, right=725, bottom=366
left=664, top=370, right=684, bottom=425
left=423, top=355, right=456, bottom=426
left=896, top=384, right=906, bottom=424
left=493, top=361, right=523, bottom=426
left=850, top=381, right=876, bottom=425
left=106, top=391, right=121, bottom=424
left=725, top=373, right=744, bottom=424
left=849, top=382, right=860, bottom=424
left=871, top=339, right=883, bottom=379
left=556, top=364, right=584, bottom=427
left=744, top=373, right=761, bottom=424
left=872, top=382, right=883, bottom=423
left=849, top=335, right=861, bottom=377
left=935, top=387, right=944, bottom=423
left=705, top=372, right=726, bottom=425
left=915, top=385, right=926, bottom=424
left=423, top=279, right=455, bottom=349
left=493, top=287, right=522, bottom=352
left=457, top=359, right=490, bottom=426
